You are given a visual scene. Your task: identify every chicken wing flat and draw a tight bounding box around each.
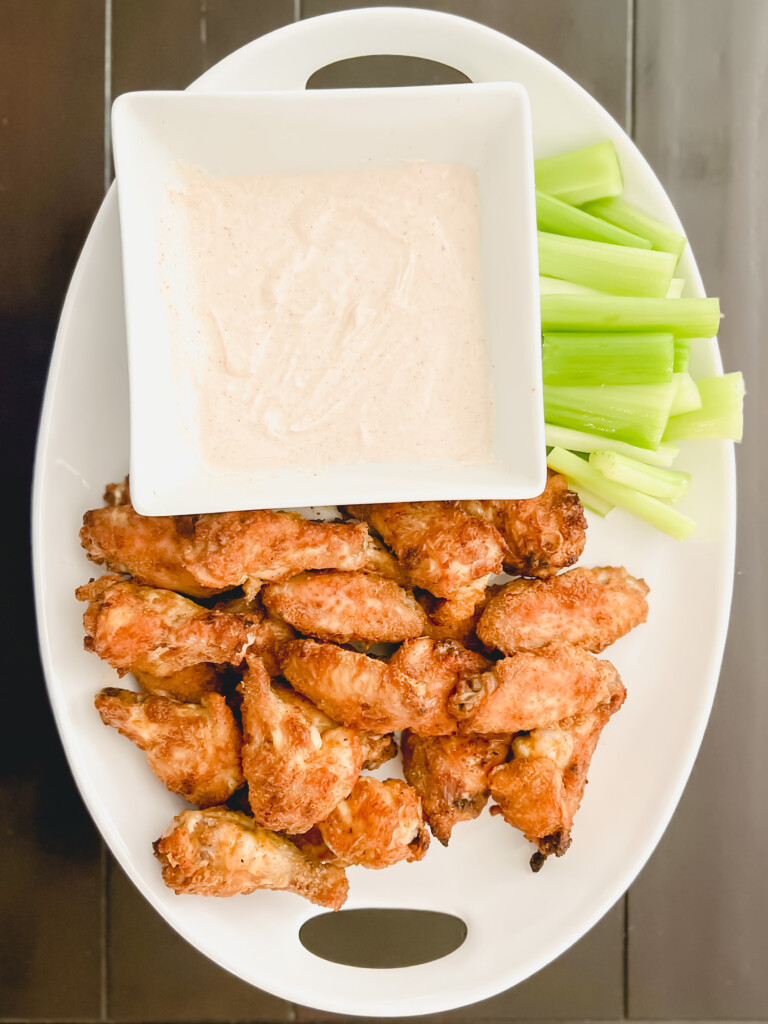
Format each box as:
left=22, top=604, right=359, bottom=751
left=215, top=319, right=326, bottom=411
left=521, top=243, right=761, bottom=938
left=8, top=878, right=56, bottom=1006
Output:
left=131, top=664, right=222, bottom=703
left=280, top=639, right=436, bottom=733
left=154, top=807, right=348, bottom=908
left=449, top=642, right=623, bottom=734
left=458, top=471, right=586, bottom=579
left=307, top=778, right=430, bottom=869
left=212, top=593, right=296, bottom=675
left=360, top=732, right=398, bottom=770
left=262, top=570, right=429, bottom=644
left=401, top=732, right=510, bottom=845
left=489, top=683, right=625, bottom=869
left=94, top=688, right=243, bottom=806
left=477, top=566, right=650, bottom=655
left=343, top=501, right=507, bottom=599
left=363, top=534, right=409, bottom=585
left=389, top=637, right=492, bottom=735
left=77, top=575, right=255, bottom=679
left=238, top=658, right=362, bottom=833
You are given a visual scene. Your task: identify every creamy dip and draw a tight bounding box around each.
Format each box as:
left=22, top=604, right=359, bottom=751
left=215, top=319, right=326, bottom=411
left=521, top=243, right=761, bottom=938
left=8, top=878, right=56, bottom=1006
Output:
left=169, top=161, right=494, bottom=472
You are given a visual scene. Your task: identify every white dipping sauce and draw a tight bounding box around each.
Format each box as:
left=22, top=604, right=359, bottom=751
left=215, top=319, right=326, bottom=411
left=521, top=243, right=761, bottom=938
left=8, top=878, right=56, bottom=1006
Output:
left=170, top=162, right=494, bottom=472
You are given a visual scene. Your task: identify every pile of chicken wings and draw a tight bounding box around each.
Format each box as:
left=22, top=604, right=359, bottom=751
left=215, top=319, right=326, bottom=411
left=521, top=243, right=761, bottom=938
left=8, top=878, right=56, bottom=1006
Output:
left=77, top=473, right=648, bottom=909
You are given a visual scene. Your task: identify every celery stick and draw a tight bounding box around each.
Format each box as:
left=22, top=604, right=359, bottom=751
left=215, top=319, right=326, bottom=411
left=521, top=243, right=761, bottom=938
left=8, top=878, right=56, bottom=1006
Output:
left=667, top=278, right=685, bottom=298
left=581, top=197, right=687, bottom=258
left=538, top=232, right=676, bottom=298
left=669, top=372, right=703, bottom=416
left=540, top=295, right=721, bottom=337
left=536, top=191, right=652, bottom=248
left=567, top=482, right=615, bottom=517
left=662, top=373, right=745, bottom=442
left=673, top=338, right=691, bottom=373
left=539, top=276, right=607, bottom=297
left=589, top=451, right=691, bottom=501
left=535, top=142, right=623, bottom=205
left=547, top=447, right=697, bottom=540
left=542, top=332, right=674, bottom=385
left=544, top=423, right=680, bottom=466
left=544, top=382, right=676, bottom=449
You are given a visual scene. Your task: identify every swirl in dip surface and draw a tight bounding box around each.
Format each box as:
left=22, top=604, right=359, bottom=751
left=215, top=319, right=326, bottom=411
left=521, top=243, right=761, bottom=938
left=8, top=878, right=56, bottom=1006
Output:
left=170, top=161, right=494, bottom=472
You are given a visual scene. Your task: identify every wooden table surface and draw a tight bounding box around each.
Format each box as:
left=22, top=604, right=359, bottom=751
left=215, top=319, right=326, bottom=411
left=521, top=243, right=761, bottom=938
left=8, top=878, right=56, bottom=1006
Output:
left=3, top=1, right=765, bottom=1021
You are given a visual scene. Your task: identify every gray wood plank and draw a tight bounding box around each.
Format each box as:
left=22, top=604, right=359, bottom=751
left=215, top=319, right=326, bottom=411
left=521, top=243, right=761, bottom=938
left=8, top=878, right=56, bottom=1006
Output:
left=302, top=0, right=630, bottom=127
left=629, top=1, right=768, bottom=1018
left=204, top=0, right=295, bottom=69
left=112, top=0, right=205, bottom=98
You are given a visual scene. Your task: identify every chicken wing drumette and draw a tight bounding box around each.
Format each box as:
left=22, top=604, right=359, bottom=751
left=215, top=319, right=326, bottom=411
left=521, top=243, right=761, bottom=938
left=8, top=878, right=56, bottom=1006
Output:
left=94, top=688, right=243, bottom=806
left=477, top=566, right=649, bottom=654
left=154, top=807, right=348, bottom=908
left=401, top=732, right=510, bottom=845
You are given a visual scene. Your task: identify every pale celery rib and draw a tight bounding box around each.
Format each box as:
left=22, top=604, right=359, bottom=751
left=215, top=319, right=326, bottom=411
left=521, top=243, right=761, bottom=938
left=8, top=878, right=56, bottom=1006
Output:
left=543, top=424, right=680, bottom=467
left=539, top=276, right=607, bottom=297
left=663, top=373, right=745, bottom=442
left=542, top=332, right=674, bottom=385
left=543, top=382, right=676, bottom=450
left=538, top=232, right=676, bottom=298
left=589, top=451, right=691, bottom=502
left=581, top=196, right=687, bottom=258
left=673, top=338, right=691, bottom=373
left=534, top=141, right=623, bottom=205
left=540, top=295, right=721, bottom=337
left=536, top=191, right=651, bottom=247
left=669, top=372, right=703, bottom=416
left=547, top=447, right=697, bottom=541
left=568, top=483, right=615, bottom=517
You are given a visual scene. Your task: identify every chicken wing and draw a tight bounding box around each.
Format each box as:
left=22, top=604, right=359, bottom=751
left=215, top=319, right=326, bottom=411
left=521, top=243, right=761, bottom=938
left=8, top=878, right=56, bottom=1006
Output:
left=477, top=566, right=649, bottom=654
left=303, top=778, right=430, bottom=869
left=154, top=807, right=348, bottom=908
left=280, top=639, right=435, bottom=733
left=360, top=732, right=398, bottom=770
left=77, top=575, right=255, bottom=680
left=401, top=732, right=510, bottom=845
left=343, top=501, right=507, bottom=599
left=238, top=658, right=362, bottom=833
left=94, top=688, right=243, bottom=806
left=131, top=664, right=222, bottom=703
left=449, top=642, right=623, bottom=734
left=489, top=683, right=625, bottom=869
left=262, top=570, right=429, bottom=644
left=458, top=471, right=586, bottom=579
left=213, top=593, right=296, bottom=675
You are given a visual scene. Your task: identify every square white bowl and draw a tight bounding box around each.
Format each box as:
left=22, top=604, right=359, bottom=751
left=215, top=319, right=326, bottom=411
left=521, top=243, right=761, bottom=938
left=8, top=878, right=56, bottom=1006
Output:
left=112, top=85, right=544, bottom=515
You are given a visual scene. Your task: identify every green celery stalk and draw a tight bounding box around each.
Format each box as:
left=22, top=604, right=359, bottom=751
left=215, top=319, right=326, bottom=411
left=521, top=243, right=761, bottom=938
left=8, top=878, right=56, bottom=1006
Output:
left=669, top=372, right=703, bottom=416
left=589, top=451, right=691, bottom=501
left=540, top=295, right=721, bottom=337
left=673, top=338, right=691, bottom=373
left=544, top=382, right=676, bottom=449
left=663, top=373, right=745, bottom=442
left=581, top=197, right=687, bottom=258
left=544, top=423, right=680, bottom=466
left=667, top=278, right=685, bottom=298
left=542, top=332, right=674, bottom=385
left=547, top=447, right=697, bottom=540
left=567, top=482, right=615, bottom=517
left=534, top=142, right=623, bottom=205
left=539, top=276, right=607, bottom=296
left=538, top=232, right=676, bottom=297
left=536, top=191, right=651, bottom=247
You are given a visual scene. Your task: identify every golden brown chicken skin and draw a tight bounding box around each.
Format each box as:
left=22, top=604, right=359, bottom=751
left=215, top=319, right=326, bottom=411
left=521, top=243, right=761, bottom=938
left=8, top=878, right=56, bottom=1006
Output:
left=301, top=778, right=430, bottom=869
left=94, top=688, right=243, bottom=807
left=212, top=593, right=296, bottom=675
left=280, top=639, right=436, bottom=733
left=449, top=642, right=623, bottom=734
left=77, top=575, right=256, bottom=680
left=489, top=683, right=625, bottom=869
left=458, top=471, right=586, bottom=580
left=154, top=807, right=348, bottom=908
left=344, top=501, right=507, bottom=599
left=262, top=570, right=430, bottom=644
left=401, top=732, right=510, bottom=845
left=359, top=732, right=399, bottom=771
left=130, top=664, right=222, bottom=703
left=478, top=566, right=649, bottom=655
left=238, top=658, right=362, bottom=833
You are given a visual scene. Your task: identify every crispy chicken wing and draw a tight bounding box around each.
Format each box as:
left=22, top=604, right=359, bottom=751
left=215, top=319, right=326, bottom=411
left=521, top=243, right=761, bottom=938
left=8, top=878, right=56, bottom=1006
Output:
left=77, top=575, right=256, bottom=681
left=280, top=639, right=436, bottom=733
left=94, top=688, right=243, bottom=806
left=154, top=807, right=348, bottom=908
left=401, top=732, right=510, bottom=845
left=238, top=658, right=362, bottom=833
left=130, top=664, right=222, bottom=703
left=262, top=570, right=429, bottom=644
left=449, top=642, right=623, bottom=734
left=363, top=534, right=409, bottom=585
left=212, top=593, right=296, bottom=674
left=478, top=566, right=649, bottom=654
left=301, top=778, right=430, bottom=869
left=489, top=683, right=625, bottom=869
left=344, top=501, right=507, bottom=599
left=458, top=471, right=586, bottom=579
left=360, top=732, right=398, bottom=770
